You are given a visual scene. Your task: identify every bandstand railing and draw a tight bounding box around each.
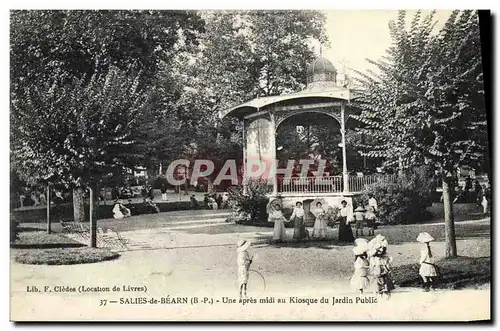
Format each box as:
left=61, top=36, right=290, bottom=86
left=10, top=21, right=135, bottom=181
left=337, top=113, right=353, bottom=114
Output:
left=277, top=174, right=398, bottom=194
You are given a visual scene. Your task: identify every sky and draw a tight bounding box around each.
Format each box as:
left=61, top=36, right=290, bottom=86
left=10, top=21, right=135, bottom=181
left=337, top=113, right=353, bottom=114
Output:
left=320, top=10, right=454, bottom=76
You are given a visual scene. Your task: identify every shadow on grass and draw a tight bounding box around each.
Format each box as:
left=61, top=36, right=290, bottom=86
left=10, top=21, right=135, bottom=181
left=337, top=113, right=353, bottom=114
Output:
left=393, top=256, right=490, bottom=290
left=250, top=232, right=352, bottom=250
left=10, top=243, right=85, bottom=249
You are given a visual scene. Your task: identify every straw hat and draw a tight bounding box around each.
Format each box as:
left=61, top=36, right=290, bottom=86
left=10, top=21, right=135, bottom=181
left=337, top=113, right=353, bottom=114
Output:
left=416, top=232, right=435, bottom=243
left=376, top=234, right=389, bottom=248
left=236, top=239, right=251, bottom=252
left=354, top=206, right=366, bottom=212
left=354, top=238, right=369, bottom=248
left=369, top=234, right=388, bottom=251
left=353, top=245, right=367, bottom=255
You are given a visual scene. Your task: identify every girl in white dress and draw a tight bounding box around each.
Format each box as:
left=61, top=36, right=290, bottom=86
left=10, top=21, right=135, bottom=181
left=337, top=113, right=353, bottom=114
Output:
left=269, top=204, right=287, bottom=242
left=312, top=202, right=327, bottom=239
left=351, top=245, right=370, bottom=294
left=416, top=232, right=439, bottom=291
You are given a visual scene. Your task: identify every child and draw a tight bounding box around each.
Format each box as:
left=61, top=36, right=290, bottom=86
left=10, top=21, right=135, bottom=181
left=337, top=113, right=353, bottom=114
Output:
left=416, top=232, right=439, bottom=292
left=353, top=206, right=366, bottom=237
left=369, top=234, right=394, bottom=299
left=236, top=239, right=252, bottom=299
left=364, top=206, right=377, bottom=236
left=351, top=245, right=370, bottom=294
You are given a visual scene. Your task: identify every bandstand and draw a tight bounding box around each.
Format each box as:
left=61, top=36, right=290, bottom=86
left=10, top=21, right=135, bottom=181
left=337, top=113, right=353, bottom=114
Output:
left=220, top=57, right=394, bottom=222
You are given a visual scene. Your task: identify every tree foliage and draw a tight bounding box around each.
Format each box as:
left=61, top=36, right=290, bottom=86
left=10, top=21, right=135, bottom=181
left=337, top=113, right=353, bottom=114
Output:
left=176, top=10, right=328, bottom=182
left=11, top=67, right=148, bottom=189
left=354, top=10, right=487, bottom=173
left=353, top=10, right=488, bottom=257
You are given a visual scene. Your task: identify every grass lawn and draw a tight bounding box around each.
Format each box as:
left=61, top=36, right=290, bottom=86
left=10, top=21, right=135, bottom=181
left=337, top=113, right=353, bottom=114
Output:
left=392, top=256, right=491, bottom=290
left=11, top=231, right=120, bottom=265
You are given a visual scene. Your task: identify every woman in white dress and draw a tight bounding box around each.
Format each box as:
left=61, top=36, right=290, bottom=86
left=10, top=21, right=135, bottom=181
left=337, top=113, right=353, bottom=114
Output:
left=269, top=203, right=287, bottom=242
left=312, top=202, right=327, bottom=239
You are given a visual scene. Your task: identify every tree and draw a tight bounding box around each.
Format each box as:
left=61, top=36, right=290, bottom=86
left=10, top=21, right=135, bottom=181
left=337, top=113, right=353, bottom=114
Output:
left=11, top=66, right=148, bottom=241
left=353, top=10, right=488, bottom=257
left=10, top=10, right=205, bottom=227
left=173, top=10, right=328, bottom=189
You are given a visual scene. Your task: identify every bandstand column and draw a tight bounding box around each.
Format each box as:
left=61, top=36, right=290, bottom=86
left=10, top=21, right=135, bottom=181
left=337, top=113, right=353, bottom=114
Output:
left=242, top=120, right=247, bottom=195
left=341, top=103, right=349, bottom=192
left=270, top=112, right=278, bottom=196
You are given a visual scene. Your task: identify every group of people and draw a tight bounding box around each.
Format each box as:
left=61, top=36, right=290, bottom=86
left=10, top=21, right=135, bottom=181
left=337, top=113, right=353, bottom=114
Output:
left=268, top=196, right=379, bottom=243
left=18, top=189, right=67, bottom=208
left=203, top=192, right=229, bottom=210
left=351, top=234, right=394, bottom=298
left=350, top=231, right=440, bottom=297
left=451, top=176, right=490, bottom=214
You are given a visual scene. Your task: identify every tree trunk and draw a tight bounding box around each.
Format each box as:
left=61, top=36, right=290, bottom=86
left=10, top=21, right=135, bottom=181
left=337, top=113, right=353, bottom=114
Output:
left=46, top=186, right=51, bottom=234
left=89, top=183, right=99, bottom=248
left=73, top=188, right=85, bottom=222
left=442, top=174, right=457, bottom=258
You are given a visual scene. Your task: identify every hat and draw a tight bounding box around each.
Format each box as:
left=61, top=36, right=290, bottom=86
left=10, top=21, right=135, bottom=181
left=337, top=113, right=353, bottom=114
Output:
left=376, top=234, right=388, bottom=248
left=312, top=198, right=328, bottom=211
left=236, top=239, right=251, bottom=252
left=354, top=206, right=366, bottom=212
left=369, top=234, right=388, bottom=251
left=353, top=245, right=367, bottom=255
left=354, top=238, right=369, bottom=248
left=416, top=232, right=435, bottom=243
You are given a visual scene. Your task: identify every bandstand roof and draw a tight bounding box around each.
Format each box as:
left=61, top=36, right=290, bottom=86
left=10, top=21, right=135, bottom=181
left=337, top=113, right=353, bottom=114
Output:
left=219, top=87, right=357, bottom=120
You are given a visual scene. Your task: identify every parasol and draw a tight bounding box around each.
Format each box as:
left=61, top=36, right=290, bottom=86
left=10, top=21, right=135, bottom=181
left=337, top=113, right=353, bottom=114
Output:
left=311, top=198, right=329, bottom=212
left=266, top=198, right=283, bottom=214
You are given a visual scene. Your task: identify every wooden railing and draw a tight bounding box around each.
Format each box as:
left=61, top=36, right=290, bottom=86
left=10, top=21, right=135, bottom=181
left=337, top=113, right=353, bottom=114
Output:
left=277, top=174, right=398, bottom=194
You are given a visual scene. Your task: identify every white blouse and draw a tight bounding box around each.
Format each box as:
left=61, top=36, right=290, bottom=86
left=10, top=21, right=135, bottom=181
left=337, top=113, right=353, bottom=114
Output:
left=290, top=207, right=304, bottom=219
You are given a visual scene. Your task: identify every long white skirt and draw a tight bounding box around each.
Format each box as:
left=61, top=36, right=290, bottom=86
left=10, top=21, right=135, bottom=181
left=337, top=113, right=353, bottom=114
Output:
left=273, top=219, right=287, bottom=241
left=313, top=218, right=326, bottom=239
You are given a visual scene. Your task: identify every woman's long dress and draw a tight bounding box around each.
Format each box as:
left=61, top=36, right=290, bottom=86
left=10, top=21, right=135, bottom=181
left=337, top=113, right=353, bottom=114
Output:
left=312, top=209, right=327, bottom=239
left=270, top=211, right=287, bottom=241
left=290, top=207, right=306, bottom=240
left=338, top=216, right=355, bottom=243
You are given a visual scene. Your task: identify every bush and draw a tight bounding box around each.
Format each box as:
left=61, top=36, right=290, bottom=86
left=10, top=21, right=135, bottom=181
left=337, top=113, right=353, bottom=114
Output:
left=227, top=179, right=270, bottom=225
left=359, top=167, right=435, bottom=225
left=10, top=213, right=21, bottom=243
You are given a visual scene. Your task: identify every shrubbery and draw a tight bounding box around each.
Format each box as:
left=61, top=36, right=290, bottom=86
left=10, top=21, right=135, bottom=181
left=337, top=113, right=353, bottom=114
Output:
left=227, top=179, right=270, bottom=225
left=358, top=167, right=435, bottom=225
left=10, top=213, right=21, bottom=243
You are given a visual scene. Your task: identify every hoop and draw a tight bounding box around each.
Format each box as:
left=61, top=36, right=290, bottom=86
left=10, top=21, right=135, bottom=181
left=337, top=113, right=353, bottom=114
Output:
left=247, top=269, right=266, bottom=297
